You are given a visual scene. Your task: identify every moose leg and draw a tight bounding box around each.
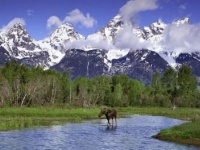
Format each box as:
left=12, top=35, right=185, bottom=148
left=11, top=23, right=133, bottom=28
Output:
left=107, top=119, right=110, bottom=126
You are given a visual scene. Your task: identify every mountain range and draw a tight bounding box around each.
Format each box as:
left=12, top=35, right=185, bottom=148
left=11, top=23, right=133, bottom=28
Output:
left=0, top=15, right=200, bottom=85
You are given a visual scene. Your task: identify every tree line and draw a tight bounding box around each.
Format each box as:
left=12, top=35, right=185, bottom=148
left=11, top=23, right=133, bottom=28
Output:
left=0, top=61, right=199, bottom=107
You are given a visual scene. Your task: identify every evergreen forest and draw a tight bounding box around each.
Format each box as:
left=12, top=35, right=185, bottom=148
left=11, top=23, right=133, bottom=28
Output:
left=0, top=61, right=199, bottom=108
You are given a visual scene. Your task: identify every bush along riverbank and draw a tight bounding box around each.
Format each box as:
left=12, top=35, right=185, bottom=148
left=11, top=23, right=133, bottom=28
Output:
left=153, top=119, right=200, bottom=147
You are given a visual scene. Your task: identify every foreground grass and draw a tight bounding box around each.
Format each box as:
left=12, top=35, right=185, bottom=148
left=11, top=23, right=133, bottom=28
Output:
left=153, top=120, right=200, bottom=147
left=0, top=107, right=200, bottom=147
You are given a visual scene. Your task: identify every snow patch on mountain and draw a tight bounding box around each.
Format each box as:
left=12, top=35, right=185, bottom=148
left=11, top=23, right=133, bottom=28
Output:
left=144, top=17, right=192, bottom=68
left=1, top=14, right=200, bottom=73
left=0, top=23, right=43, bottom=58
left=39, top=23, right=84, bottom=51
left=38, top=23, right=85, bottom=65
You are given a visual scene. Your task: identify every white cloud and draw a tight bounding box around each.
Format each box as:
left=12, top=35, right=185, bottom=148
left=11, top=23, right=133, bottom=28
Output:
left=65, top=34, right=114, bottom=50
left=119, top=0, right=158, bottom=23
left=179, top=4, right=187, bottom=10
left=162, top=23, right=200, bottom=53
left=64, top=9, right=97, bottom=28
left=1, top=18, right=26, bottom=32
left=47, top=9, right=97, bottom=31
left=114, top=25, right=149, bottom=50
left=27, top=10, right=34, bottom=16
left=106, top=0, right=158, bottom=51
left=47, top=16, right=62, bottom=29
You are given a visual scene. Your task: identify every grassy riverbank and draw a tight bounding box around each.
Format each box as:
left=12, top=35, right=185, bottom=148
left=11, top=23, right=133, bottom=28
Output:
left=0, top=107, right=99, bottom=131
left=119, top=107, right=200, bottom=147
left=153, top=120, right=200, bottom=147
left=118, top=107, right=200, bottom=120
left=0, top=107, right=200, bottom=147
left=118, top=107, right=200, bottom=147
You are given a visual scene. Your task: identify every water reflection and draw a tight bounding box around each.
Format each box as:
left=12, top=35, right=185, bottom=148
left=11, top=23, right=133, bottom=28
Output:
left=98, top=125, right=117, bottom=132
left=105, top=125, right=117, bottom=131
left=0, top=115, right=199, bottom=150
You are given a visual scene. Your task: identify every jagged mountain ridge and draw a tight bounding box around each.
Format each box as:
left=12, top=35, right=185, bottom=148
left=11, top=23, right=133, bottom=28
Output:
left=0, top=24, right=41, bottom=56
left=38, top=23, right=84, bottom=66
left=110, top=49, right=170, bottom=84
left=0, top=22, right=85, bottom=68
left=51, top=48, right=171, bottom=84
left=0, top=23, right=50, bottom=68
left=0, top=15, right=200, bottom=85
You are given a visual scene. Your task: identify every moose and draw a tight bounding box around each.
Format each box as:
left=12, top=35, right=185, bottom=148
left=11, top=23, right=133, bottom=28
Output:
left=98, top=108, right=117, bottom=126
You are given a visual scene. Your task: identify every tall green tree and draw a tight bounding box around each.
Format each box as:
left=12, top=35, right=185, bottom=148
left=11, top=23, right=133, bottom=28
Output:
left=127, top=79, right=144, bottom=106
left=161, top=68, right=177, bottom=106
left=177, top=65, right=198, bottom=106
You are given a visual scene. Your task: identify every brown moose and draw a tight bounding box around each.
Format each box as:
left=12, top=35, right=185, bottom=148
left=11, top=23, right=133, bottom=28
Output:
left=98, top=108, right=117, bottom=126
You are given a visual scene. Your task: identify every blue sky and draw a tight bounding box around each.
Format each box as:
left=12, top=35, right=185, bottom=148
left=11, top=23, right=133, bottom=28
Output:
left=0, top=0, right=200, bottom=40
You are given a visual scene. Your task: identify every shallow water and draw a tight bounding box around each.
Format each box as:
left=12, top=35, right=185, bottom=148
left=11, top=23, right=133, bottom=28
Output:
left=0, top=115, right=199, bottom=150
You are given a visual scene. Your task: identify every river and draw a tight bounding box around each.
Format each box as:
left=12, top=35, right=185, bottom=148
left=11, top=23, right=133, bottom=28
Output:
left=0, top=115, right=199, bottom=150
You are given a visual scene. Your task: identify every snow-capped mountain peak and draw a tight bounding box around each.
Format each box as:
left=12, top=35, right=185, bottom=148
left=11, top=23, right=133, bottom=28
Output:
left=94, top=15, right=124, bottom=43
left=144, top=19, right=167, bottom=39
left=0, top=23, right=42, bottom=57
left=12, top=23, right=24, bottom=29
left=107, top=15, right=124, bottom=27
left=7, top=23, right=33, bottom=45
left=172, top=17, right=190, bottom=25
left=39, top=23, right=84, bottom=51
left=49, top=23, right=84, bottom=42
left=150, top=19, right=166, bottom=34
left=37, top=23, right=85, bottom=66
left=0, top=22, right=52, bottom=69
left=0, top=23, right=27, bottom=41
left=1, top=16, right=200, bottom=85
left=87, top=14, right=144, bottom=47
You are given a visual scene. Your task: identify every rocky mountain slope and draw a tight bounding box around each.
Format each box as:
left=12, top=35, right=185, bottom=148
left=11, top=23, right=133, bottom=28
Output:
left=0, top=23, right=50, bottom=68
left=52, top=49, right=109, bottom=78
left=37, top=23, right=84, bottom=66
left=0, top=15, right=199, bottom=85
